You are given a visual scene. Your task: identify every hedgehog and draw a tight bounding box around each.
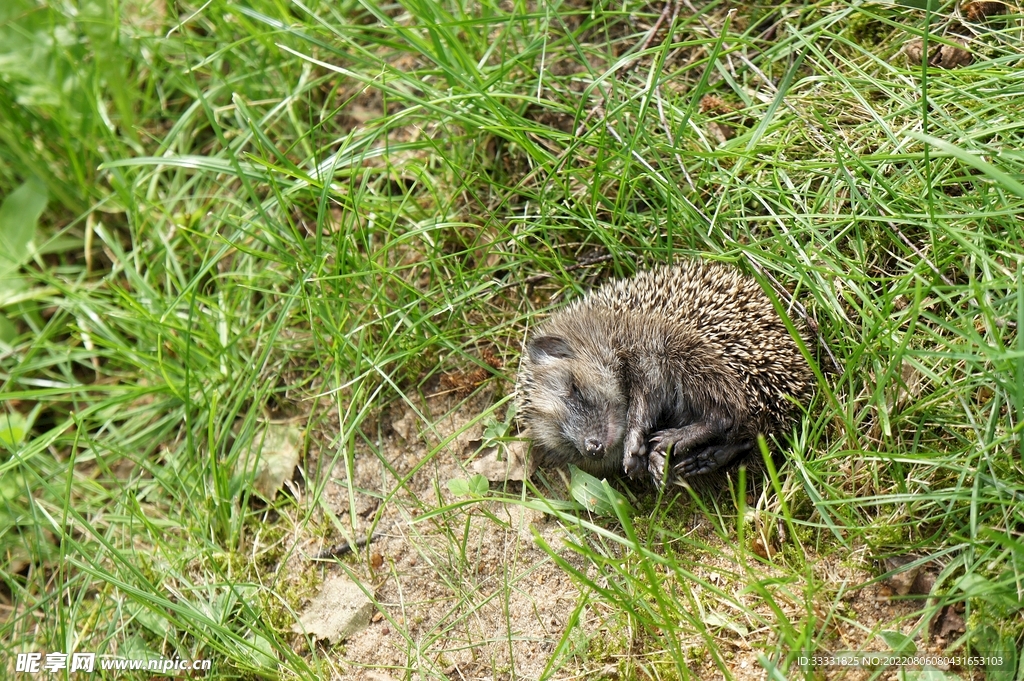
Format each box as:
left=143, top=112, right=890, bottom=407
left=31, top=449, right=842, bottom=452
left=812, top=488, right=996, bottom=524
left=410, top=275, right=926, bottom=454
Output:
left=516, top=261, right=814, bottom=488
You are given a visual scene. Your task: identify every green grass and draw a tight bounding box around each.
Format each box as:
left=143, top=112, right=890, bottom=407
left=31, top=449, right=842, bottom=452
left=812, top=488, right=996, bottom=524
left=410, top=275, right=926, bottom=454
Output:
left=2, top=0, right=1023, bottom=678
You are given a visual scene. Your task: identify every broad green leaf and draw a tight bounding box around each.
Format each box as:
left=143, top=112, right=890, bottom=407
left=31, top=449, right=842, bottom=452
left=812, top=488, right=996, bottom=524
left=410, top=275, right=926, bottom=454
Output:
left=969, top=624, right=1018, bottom=681
left=0, top=411, right=30, bottom=447
left=879, top=629, right=916, bottom=655
left=955, top=573, right=1023, bottom=613
left=0, top=178, right=47, bottom=277
left=902, top=671, right=965, bottom=681
left=568, top=466, right=632, bottom=516
left=447, top=474, right=489, bottom=497
left=0, top=313, right=16, bottom=345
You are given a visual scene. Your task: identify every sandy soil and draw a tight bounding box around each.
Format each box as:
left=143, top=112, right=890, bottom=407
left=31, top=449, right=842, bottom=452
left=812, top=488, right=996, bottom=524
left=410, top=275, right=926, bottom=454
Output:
left=273, top=384, right=975, bottom=681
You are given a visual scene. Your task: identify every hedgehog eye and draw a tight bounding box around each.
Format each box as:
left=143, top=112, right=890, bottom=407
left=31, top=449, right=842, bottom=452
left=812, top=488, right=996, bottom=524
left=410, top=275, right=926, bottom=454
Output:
left=568, top=381, right=582, bottom=401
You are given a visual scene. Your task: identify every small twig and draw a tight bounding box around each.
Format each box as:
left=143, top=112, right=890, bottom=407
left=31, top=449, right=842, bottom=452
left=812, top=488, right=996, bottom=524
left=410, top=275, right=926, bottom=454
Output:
left=574, top=106, right=600, bottom=138
left=636, top=1, right=674, bottom=57
left=314, top=527, right=388, bottom=560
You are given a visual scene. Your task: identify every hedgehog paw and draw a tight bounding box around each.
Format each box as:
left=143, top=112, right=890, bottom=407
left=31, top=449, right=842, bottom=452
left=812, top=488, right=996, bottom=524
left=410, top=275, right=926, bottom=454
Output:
left=647, top=447, right=668, bottom=488
left=647, top=429, right=689, bottom=487
left=648, top=428, right=688, bottom=455
left=622, top=432, right=647, bottom=479
left=672, top=441, right=754, bottom=478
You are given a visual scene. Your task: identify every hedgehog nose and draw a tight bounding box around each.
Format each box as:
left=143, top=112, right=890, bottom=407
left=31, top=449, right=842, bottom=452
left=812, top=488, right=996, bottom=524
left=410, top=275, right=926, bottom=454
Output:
left=584, top=438, right=604, bottom=455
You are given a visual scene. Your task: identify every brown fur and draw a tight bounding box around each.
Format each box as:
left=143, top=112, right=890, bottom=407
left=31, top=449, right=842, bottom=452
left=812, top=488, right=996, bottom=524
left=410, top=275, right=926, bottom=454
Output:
left=516, top=261, right=814, bottom=487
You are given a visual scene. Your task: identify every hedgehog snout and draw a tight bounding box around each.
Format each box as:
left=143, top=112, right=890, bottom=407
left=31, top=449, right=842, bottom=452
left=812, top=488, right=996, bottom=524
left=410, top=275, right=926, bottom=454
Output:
left=564, top=418, right=616, bottom=460
left=577, top=412, right=624, bottom=459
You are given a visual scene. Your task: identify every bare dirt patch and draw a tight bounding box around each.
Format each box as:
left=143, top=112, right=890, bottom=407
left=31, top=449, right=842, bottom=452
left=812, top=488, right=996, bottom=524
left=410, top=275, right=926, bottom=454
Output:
left=271, top=385, right=979, bottom=680
left=287, top=386, right=601, bottom=679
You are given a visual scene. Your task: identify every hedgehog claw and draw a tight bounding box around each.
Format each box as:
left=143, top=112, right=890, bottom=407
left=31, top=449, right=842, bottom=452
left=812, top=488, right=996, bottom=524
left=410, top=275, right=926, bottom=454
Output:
left=623, top=452, right=645, bottom=479
left=649, top=427, right=705, bottom=456
left=647, top=447, right=668, bottom=488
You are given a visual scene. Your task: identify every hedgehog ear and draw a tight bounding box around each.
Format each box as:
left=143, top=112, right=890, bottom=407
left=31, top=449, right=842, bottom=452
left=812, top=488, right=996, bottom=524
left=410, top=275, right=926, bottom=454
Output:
left=528, top=335, right=575, bottom=364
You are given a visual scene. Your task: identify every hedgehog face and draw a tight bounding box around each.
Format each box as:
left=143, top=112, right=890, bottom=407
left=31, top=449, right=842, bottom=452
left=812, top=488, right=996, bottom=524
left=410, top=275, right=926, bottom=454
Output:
left=522, top=334, right=626, bottom=475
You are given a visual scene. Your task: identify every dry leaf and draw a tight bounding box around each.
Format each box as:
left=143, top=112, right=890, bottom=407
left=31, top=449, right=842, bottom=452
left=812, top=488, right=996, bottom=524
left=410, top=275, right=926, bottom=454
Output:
left=904, top=37, right=972, bottom=69
left=882, top=554, right=937, bottom=596
left=248, top=423, right=303, bottom=500
left=750, top=536, right=774, bottom=559
left=883, top=555, right=922, bottom=596
left=707, top=122, right=736, bottom=144
left=894, top=360, right=925, bottom=410
left=962, top=0, right=1009, bottom=21
left=470, top=440, right=534, bottom=482
left=931, top=604, right=966, bottom=638
left=699, top=95, right=736, bottom=115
